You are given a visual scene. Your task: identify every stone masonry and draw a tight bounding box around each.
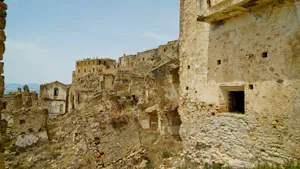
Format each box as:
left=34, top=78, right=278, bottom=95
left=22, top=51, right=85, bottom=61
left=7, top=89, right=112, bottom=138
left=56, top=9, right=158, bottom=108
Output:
left=179, top=0, right=300, bottom=167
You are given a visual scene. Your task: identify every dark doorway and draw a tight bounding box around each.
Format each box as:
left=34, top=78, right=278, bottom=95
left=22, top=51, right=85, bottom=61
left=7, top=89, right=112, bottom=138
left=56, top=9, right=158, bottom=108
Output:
left=228, top=91, right=245, bottom=113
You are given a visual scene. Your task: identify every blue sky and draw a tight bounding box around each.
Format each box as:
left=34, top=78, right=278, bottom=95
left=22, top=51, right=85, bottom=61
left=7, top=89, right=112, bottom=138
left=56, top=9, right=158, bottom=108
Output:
left=4, top=0, right=180, bottom=84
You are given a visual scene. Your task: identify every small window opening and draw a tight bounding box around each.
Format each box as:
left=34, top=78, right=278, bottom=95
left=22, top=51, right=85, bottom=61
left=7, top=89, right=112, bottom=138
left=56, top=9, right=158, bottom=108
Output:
left=143, top=58, right=145, bottom=61
left=54, top=88, right=59, bottom=96
left=164, top=48, right=166, bottom=52
left=20, top=120, right=25, bottom=125
left=207, top=0, right=211, bottom=7
left=217, top=60, right=222, bottom=65
left=93, top=68, right=95, bottom=72
left=104, top=61, right=106, bottom=65
left=188, top=65, right=190, bottom=69
left=228, top=91, right=245, bottom=114
left=262, top=52, right=268, bottom=58
left=249, top=84, right=254, bottom=90
left=186, top=86, right=189, bottom=90
left=84, top=69, right=86, bottom=73
left=78, top=69, right=80, bottom=73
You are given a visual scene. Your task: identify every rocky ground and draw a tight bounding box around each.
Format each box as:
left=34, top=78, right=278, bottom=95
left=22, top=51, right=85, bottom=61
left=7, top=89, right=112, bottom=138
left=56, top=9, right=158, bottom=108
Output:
left=1, top=95, right=186, bottom=169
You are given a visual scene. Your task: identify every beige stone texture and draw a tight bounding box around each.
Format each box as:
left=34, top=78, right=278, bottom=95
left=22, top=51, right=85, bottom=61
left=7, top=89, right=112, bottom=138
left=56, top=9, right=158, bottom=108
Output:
left=40, top=81, right=70, bottom=118
left=74, top=58, right=117, bottom=80
left=1, top=108, right=48, bottom=147
left=179, top=0, right=300, bottom=167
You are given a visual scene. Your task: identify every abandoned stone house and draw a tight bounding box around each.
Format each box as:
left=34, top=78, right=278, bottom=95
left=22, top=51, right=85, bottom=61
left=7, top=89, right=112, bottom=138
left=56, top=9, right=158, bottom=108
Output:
left=40, top=81, right=70, bottom=118
left=73, top=58, right=117, bottom=80
left=1, top=85, right=38, bottom=110
left=179, top=0, right=300, bottom=167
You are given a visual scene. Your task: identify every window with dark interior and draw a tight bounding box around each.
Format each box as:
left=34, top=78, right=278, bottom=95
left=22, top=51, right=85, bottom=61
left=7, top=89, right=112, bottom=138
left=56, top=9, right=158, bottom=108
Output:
left=228, top=91, right=245, bottom=114
left=20, top=120, right=25, bottom=125
left=54, top=88, right=59, bottom=96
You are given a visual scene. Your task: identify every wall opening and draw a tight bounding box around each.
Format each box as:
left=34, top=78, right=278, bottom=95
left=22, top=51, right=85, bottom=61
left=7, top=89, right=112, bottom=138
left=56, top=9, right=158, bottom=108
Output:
left=28, top=128, right=34, bottom=133
left=149, top=111, right=158, bottom=131
left=54, top=88, right=59, bottom=96
left=104, top=61, right=106, bottom=65
left=167, top=108, right=182, bottom=140
left=262, top=52, right=268, bottom=58
left=84, top=69, right=86, bottom=73
left=207, top=0, right=211, bottom=7
left=171, top=68, right=180, bottom=84
left=187, top=65, right=190, bottom=69
left=228, top=91, right=245, bottom=113
left=60, top=104, right=64, bottom=113
left=78, top=69, right=80, bottom=73
left=77, top=93, right=80, bottom=104
left=20, top=120, right=25, bottom=125
left=249, top=84, right=254, bottom=90
left=72, top=95, right=75, bottom=110
left=217, top=60, right=222, bottom=65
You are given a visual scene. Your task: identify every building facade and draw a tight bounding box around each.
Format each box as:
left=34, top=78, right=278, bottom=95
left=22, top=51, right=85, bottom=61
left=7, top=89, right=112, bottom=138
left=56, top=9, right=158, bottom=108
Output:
left=179, top=0, right=300, bottom=167
left=40, top=81, right=70, bottom=118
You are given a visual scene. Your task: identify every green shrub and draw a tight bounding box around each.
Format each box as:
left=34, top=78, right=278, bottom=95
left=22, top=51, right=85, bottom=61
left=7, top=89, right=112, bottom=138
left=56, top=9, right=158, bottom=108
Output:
left=162, top=151, right=171, bottom=159
left=145, top=156, right=153, bottom=169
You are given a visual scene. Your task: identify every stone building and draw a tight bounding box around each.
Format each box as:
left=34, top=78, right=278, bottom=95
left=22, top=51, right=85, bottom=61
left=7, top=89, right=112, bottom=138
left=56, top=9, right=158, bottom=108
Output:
left=179, top=0, right=300, bottom=167
left=73, top=58, right=117, bottom=80
left=1, top=108, right=48, bottom=148
left=2, top=85, right=38, bottom=110
left=40, top=81, right=70, bottom=118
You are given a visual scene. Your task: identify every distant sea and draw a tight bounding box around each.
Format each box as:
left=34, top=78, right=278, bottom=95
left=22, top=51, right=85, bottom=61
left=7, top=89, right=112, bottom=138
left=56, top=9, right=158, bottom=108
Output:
left=4, top=83, right=40, bottom=94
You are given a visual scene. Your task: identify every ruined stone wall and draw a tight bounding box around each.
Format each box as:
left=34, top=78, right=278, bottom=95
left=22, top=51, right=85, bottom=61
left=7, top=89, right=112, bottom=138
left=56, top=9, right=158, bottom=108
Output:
left=1, top=108, right=48, bottom=148
left=179, top=0, right=300, bottom=167
left=0, top=1, right=6, bottom=103
left=0, top=2, right=7, bottom=167
left=3, top=90, right=38, bottom=110
left=118, top=54, right=136, bottom=67
left=157, top=40, right=179, bottom=61
left=40, top=82, right=69, bottom=117
left=74, top=58, right=117, bottom=79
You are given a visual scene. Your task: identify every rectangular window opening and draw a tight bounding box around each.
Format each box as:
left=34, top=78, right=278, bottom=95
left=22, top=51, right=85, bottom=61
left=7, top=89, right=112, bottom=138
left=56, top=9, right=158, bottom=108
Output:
left=228, top=91, right=245, bottom=114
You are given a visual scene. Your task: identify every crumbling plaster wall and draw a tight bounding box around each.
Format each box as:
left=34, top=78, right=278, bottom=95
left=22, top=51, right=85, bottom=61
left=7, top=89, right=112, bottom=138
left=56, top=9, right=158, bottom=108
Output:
left=1, top=108, right=48, bottom=147
left=40, top=82, right=69, bottom=117
left=179, top=0, right=300, bottom=167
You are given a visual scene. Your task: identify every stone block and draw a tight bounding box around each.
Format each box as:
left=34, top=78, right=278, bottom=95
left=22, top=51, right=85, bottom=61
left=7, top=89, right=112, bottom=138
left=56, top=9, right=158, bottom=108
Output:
left=0, top=8, right=6, bottom=18
left=0, top=62, right=3, bottom=74
left=0, top=43, right=5, bottom=60
left=0, top=2, right=7, bottom=10
left=0, top=30, right=5, bottom=42
left=0, top=17, right=5, bottom=29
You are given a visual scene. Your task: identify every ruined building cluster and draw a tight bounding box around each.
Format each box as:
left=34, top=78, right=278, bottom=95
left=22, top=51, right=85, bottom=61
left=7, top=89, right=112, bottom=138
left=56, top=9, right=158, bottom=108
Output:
left=1, top=0, right=300, bottom=168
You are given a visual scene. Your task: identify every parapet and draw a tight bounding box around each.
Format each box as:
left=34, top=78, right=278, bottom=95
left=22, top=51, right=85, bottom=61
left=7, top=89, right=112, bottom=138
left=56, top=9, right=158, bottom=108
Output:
left=197, top=0, right=275, bottom=23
